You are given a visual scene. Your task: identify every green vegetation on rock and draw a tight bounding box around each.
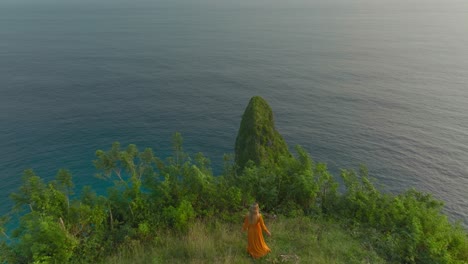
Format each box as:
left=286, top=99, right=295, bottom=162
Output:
left=235, top=96, right=291, bottom=172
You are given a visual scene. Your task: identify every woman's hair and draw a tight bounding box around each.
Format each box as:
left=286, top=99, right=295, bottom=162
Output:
left=248, top=203, right=259, bottom=224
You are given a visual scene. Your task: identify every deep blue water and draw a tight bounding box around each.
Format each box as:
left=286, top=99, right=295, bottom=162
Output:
left=1, top=0, right=467, bottom=227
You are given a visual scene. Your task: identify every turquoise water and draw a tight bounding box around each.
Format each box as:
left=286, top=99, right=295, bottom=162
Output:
left=1, top=0, right=467, bottom=226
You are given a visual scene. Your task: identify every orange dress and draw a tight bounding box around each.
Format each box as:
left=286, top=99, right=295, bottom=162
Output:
left=243, top=214, right=271, bottom=258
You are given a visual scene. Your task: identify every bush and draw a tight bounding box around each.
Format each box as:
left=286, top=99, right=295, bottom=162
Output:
left=1, top=134, right=467, bottom=263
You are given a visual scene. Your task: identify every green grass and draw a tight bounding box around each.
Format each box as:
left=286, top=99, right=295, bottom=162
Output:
left=103, top=216, right=385, bottom=264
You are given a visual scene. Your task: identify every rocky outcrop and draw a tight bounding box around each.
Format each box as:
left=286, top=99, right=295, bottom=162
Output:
left=234, top=96, right=291, bottom=171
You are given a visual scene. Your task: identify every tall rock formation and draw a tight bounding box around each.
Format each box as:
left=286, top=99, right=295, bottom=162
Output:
left=235, top=96, right=291, bottom=171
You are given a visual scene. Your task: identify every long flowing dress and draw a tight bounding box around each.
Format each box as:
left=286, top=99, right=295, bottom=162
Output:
left=243, top=214, right=271, bottom=258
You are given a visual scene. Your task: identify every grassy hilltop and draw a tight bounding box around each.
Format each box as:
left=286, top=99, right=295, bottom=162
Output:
left=104, top=217, right=385, bottom=264
left=1, top=96, right=467, bottom=264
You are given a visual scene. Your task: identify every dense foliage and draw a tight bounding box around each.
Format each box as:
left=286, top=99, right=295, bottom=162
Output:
left=1, top=135, right=466, bottom=263
left=1, top=97, right=467, bottom=263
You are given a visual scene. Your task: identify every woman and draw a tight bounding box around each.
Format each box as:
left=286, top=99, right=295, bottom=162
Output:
left=242, top=203, right=271, bottom=259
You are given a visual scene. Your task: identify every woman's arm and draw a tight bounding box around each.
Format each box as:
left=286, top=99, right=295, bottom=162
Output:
left=259, top=215, right=271, bottom=236
left=242, top=216, right=249, bottom=231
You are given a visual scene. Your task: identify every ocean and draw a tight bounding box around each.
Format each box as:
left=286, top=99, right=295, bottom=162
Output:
left=1, top=0, right=467, bottom=227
